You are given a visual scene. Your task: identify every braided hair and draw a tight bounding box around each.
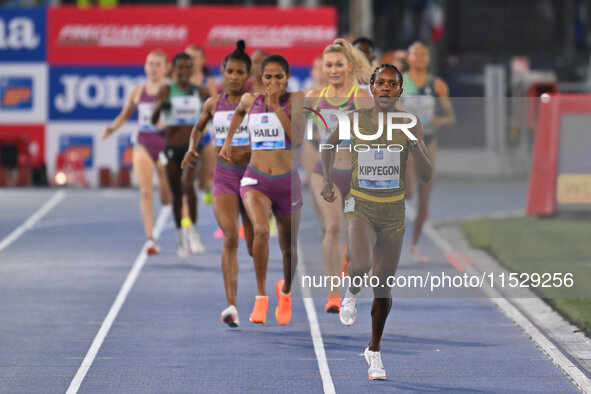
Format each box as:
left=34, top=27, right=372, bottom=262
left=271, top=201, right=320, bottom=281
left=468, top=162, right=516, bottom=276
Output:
left=369, top=64, right=403, bottom=88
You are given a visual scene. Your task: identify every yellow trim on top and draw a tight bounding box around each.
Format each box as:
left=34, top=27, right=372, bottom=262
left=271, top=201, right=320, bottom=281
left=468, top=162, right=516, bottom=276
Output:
left=353, top=85, right=361, bottom=109
left=350, top=188, right=405, bottom=203
left=313, top=87, right=327, bottom=111
left=324, top=85, right=356, bottom=107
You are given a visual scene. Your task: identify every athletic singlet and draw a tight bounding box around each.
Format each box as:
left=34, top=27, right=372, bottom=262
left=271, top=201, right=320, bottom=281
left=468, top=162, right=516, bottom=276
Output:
left=130, top=86, right=166, bottom=145
left=213, top=93, right=249, bottom=147
left=401, top=72, right=436, bottom=135
left=313, top=85, right=360, bottom=144
left=137, top=87, right=162, bottom=133
left=163, top=82, right=203, bottom=126
left=247, top=93, right=291, bottom=150
left=350, top=108, right=410, bottom=203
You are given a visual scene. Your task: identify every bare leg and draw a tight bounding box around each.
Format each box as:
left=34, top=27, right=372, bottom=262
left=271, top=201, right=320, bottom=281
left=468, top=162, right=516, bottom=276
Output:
left=132, top=145, right=155, bottom=238
left=242, top=190, right=272, bottom=296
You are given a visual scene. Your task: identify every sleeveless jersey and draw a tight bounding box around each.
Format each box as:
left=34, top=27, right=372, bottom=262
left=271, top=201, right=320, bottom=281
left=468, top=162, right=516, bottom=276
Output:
left=401, top=72, right=436, bottom=135
left=163, top=82, right=203, bottom=126
left=313, top=85, right=360, bottom=144
left=212, top=93, right=249, bottom=147
left=137, top=87, right=161, bottom=133
left=350, top=108, right=410, bottom=203
left=247, top=93, right=291, bottom=150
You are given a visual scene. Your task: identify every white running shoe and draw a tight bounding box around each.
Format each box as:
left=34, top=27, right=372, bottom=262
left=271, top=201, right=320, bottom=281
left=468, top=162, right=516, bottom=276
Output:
left=220, top=305, right=239, bottom=328
left=187, top=226, right=206, bottom=254
left=364, top=347, right=386, bottom=380
left=339, top=289, right=357, bottom=326
left=177, top=229, right=189, bottom=259
left=145, top=238, right=160, bottom=256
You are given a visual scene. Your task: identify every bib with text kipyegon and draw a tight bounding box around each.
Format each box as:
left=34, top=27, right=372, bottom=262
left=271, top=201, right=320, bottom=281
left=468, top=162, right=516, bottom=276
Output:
left=358, top=149, right=400, bottom=189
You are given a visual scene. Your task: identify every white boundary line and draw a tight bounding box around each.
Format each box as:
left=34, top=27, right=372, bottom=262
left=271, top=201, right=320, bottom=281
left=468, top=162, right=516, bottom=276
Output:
left=0, top=190, right=66, bottom=254
left=297, top=242, right=336, bottom=394
left=406, top=205, right=591, bottom=392
left=66, top=206, right=171, bottom=394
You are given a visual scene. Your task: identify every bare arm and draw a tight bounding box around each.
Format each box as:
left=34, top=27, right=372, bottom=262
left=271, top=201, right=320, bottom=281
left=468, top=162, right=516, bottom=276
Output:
left=151, top=85, right=170, bottom=125
left=408, top=118, right=433, bottom=182
left=206, top=77, right=218, bottom=97
left=101, top=86, right=140, bottom=139
left=320, top=116, right=348, bottom=202
left=218, top=93, right=254, bottom=161
left=198, top=86, right=211, bottom=102
left=182, top=95, right=216, bottom=168
left=433, top=78, right=455, bottom=128
left=285, top=91, right=305, bottom=148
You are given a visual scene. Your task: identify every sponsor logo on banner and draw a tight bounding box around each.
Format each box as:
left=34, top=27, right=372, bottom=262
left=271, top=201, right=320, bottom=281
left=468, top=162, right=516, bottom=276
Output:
left=0, top=7, right=45, bottom=62
left=50, top=66, right=145, bottom=120
left=48, top=6, right=336, bottom=65
left=206, top=25, right=336, bottom=48
left=0, top=77, right=33, bottom=110
left=0, top=64, right=47, bottom=123
left=59, top=134, right=93, bottom=168
left=118, top=134, right=133, bottom=170
left=57, top=23, right=187, bottom=47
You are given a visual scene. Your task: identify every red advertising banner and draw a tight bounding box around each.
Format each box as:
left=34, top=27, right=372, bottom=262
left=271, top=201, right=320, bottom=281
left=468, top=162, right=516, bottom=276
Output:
left=48, top=5, right=337, bottom=66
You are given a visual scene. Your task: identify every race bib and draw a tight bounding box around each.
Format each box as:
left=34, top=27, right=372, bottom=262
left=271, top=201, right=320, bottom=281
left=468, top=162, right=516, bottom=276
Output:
left=171, top=96, right=201, bottom=125
left=344, top=196, right=355, bottom=213
left=137, top=102, right=157, bottom=132
left=402, top=95, right=435, bottom=126
left=213, top=111, right=249, bottom=147
left=249, top=112, right=286, bottom=150
left=358, top=149, right=400, bottom=190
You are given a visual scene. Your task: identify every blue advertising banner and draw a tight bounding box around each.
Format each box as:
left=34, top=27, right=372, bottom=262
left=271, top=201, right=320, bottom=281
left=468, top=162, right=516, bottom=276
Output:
left=49, top=66, right=145, bottom=121
left=0, top=7, right=46, bottom=62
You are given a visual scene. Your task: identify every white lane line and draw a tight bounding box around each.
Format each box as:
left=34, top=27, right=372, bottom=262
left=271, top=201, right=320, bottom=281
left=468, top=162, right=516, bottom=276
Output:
left=405, top=205, right=591, bottom=392
left=66, top=206, right=171, bottom=394
left=297, top=242, right=336, bottom=394
left=0, top=190, right=66, bottom=254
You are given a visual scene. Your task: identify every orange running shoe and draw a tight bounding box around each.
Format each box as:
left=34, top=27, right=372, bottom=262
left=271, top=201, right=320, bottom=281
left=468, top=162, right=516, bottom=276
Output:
left=341, top=243, right=350, bottom=277
left=249, top=296, right=268, bottom=324
left=275, top=279, right=292, bottom=325
left=325, top=297, right=341, bottom=313
left=145, top=238, right=160, bottom=256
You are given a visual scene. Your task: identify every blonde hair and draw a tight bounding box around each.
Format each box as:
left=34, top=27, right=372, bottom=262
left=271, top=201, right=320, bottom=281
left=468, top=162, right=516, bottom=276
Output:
left=146, top=49, right=168, bottom=65
left=323, top=38, right=372, bottom=85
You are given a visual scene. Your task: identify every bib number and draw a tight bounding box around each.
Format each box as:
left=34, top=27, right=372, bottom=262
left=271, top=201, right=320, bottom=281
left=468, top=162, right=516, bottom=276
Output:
left=249, top=112, right=286, bottom=150
left=358, top=149, right=400, bottom=190
left=344, top=196, right=355, bottom=213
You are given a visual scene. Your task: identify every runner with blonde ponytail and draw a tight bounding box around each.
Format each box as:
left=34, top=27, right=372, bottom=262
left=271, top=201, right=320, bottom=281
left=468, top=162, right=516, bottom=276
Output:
left=305, top=38, right=372, bottom=313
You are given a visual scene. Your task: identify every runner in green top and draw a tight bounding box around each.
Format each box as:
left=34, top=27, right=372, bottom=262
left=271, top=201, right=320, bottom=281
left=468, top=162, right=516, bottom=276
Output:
left=402, top=41, right=455, bottom=262
left=152, top=53, right=209, bottom=259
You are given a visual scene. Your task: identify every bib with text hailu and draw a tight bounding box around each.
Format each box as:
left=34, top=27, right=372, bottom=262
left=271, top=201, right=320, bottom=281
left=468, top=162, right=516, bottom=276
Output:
left=358, top=149, right=400, bottom=190
left=249, top=112, right=286, bottom=150
left=138, top=102, right=158, bottom=132
left=171, top=96, right=201, bottom=125
left=213, top=111, right=249, bottom=147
